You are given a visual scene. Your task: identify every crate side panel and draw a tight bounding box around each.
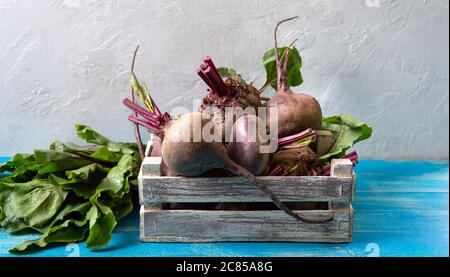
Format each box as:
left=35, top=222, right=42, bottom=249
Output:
left=140, top=209, right=351, bottom=243
left=140, top=176, right=352, bottom=204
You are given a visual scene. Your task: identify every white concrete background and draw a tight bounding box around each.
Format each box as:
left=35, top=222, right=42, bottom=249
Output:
left=0, top=0, right=448, bottom=159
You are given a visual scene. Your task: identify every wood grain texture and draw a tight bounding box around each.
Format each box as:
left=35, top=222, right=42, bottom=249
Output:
left=331, top=159, right=354, bottom=177
left=141, top=157, right=162, bottom=176
left=139, top=176, right=353, bottom=204
left=139, top=157, right=354, bottom=204
left=140, top=205, right=353, bottom=243
left=352, top=170, right=357, bottom=201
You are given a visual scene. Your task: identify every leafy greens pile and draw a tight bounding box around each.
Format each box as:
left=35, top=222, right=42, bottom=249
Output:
left=0, top=125, right=141, bottom=253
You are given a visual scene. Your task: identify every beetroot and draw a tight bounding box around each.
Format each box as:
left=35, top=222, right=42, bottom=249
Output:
left=197, top=57, right=262, bottom=139
left=266, top=18, right=323, bottom=137
left=270, top=147, right=319, bottom=176
left=123, top=95, right=324, bottom=222
left=148, top=136, right=179, bottom=177
left=227, top=114, right=270, bottom=176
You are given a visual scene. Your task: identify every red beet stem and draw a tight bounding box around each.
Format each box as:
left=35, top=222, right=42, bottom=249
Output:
left=205, top=66, right=227, bottom=96
left=280, top=142, right=308, bottom=150
left=278, top=128, right=316, bottom=147
left=123, top=98, right=163, bottom=122
left=197, top=68, right=215, bottom=90
left=268, top=165, right=289, bottom=176
left=128, top=115, right=162, bottom=133
left=345, top=151, right=359, bottom=164
left=198, top=57, right=228, bottom=97
left=204, top=56, right=222, bottom=81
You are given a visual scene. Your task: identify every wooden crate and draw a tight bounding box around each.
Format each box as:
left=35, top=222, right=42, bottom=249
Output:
left=138, top=140, right=356, bottom=243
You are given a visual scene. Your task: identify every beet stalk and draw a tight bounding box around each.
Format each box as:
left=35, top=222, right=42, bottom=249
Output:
left=278, top=128, right=316, bottom=149
left=129, top=46, right=145, bottom=160
left=266, top=17, right=323, bottom=138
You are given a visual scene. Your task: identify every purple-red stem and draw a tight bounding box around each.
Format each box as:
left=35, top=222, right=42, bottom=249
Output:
left=278, top=128, right=316, bottom=147
left=204, top=56, right=222, bottom=80
left=128, top=115, right=162, bottom=133
left=205, top=67, right=227, bottom=96
left=268, top=165, right=289, bottom=176
left=197, top=69, right=214, bottom=90
left=123, top=99, right=162, bottom=123
left=197, top=57, right=228, bottom=97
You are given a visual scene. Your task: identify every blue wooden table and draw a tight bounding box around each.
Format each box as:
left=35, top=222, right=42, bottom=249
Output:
left=0, top=157, right=448, bottom=257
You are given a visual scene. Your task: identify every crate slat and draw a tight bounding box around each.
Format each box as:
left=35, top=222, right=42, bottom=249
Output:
left=139, top=158, right=354, bottom=204
left=139, top=175, right=352, bottom=204
left=140, top=205, right=353, bottom=243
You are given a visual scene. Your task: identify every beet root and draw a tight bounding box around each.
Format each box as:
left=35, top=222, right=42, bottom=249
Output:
left=161, top=112, right=231, bottom=176
left=227, top=114, right=270, bottom=176
left=267, top=91, right=322, bottom=137
left=148, top=136, right=179, bottom=176
left=266, top=17, right=323, bottom=138
left=198, top=57, right=262, bottom=140
left=270, top=146, right=319, bottom=176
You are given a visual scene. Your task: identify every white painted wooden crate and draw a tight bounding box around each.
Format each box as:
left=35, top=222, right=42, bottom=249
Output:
left=138, top=140, right=356, bottom=243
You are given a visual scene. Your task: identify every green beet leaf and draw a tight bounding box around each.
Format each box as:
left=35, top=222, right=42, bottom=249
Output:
left=51, top=140, right=123, bottom=164
left=130, top=73, right=155, bottom=113
left=109, top=194, right=133, bottom=221
left=217, top=67, right=246, bottom=84
left=65, top=163, right=109, bottom=181
left=33, top=200, right=91, bottom=234
left=84, top=154, right=134, bottom=249
left=95, top=154, right=133, bottom=198
left=319, top=114, right=373, bottom=162
left=35, top=150, right=92, bottom=175
left=10, top=218, right=89, bottom=253
left=85, top=205, right=116, bottom=249
left=50, top=141, right=101, bottom=157
left=75, top=125, right=140, bottom=157
left=0, top=153, right=35, bottom=173
left=48, top=174, right=97, bottom=199
left=89, top=146, right=123, bottom=163
left=0, top=179, right=68, bottom=232
left=262, top=46, right=303, bottom=89
left=0, top=153, right=39, bottom=183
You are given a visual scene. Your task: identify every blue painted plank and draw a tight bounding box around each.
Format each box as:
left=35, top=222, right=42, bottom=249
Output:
left=0, top=157, right=9, bottom=163
left=355, top=160, right=449, bottom=193
left=0, top=158, right=448, bottom=257
left=1, top=217, right=447, bottom=257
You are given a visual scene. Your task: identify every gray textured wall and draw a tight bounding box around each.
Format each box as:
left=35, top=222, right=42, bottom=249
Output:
left=0, top=0, right=448, bottom=159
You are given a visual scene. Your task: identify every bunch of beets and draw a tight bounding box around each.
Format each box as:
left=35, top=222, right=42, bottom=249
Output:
left=123, top=18, right=364, bottom=222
